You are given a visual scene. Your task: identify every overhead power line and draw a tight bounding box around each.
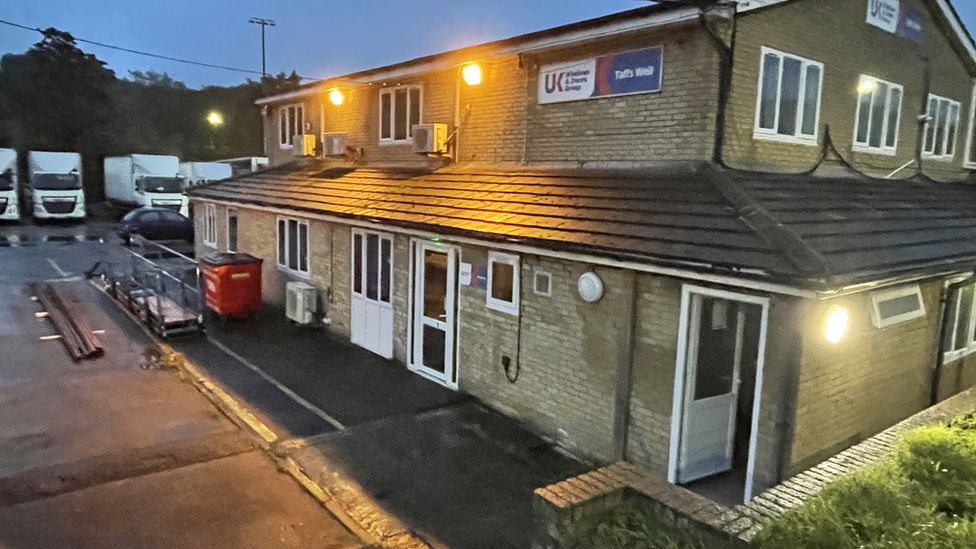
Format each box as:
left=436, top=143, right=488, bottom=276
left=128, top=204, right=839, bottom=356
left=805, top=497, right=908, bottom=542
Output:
left=0, top=18, right=314, bottom=80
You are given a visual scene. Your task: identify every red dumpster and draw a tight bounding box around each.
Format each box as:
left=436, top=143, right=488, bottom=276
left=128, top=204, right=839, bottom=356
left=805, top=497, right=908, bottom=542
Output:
left=199, top=253, right=263, bottom=319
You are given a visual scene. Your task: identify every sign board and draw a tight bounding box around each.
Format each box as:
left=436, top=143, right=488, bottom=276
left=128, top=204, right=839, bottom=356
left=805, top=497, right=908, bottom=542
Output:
left=459, top=262, right=472, bottom=286
left=899, top=8, right=924, bottom=43
left=866, top=0, right=900, bottom=33
left=538, top=46, right=663, bottom=105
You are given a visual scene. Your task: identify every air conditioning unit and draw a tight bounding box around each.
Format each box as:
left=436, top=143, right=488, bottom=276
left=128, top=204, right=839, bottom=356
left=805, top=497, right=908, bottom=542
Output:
left=292, top=134, right=317, bottom=157
left=285, top=281, right=318, bottom=325
left=322, top=133, right=348, bottom=157
left=413, top=123, right=448, bottom=154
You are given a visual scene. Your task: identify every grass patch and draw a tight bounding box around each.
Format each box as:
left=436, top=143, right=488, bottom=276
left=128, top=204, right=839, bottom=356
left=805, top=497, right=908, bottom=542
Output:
left=758, top=419, right=976, bottom=549
left=576, top=498, right=734, bottom=549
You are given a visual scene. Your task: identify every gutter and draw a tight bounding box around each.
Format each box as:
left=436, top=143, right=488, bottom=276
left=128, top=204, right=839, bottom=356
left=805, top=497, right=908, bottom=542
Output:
left=932, top=273, right=976, bottom=406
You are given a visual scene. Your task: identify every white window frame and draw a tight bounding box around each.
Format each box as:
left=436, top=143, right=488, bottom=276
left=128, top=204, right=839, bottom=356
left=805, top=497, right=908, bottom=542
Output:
left=753, top=46, right=824, bottom=146
left=226, top=208, right=238, bottom=253
left=944, top=280, right=976, bottom=362
left=533, top=269, right=553, bottom=297
left=202, top=203, right=217, bottom=248
left=922, top=93, right=961, bottom=161
left=276, top=216, right=310, bottom=277
left=963, top=83, right=976, bottom=169
left=486, top=251, right=520, bottom=315
left=852, top=75, right=904, bottom=156
left=378, top=85, right=422, bottom=144
left=869, top=284, right=926, bottom=329
left=278, top=104, right=305, bottom=149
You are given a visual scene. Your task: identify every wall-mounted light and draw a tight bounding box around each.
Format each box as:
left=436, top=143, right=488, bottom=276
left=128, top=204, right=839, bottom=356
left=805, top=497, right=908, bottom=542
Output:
left=577, top=272, right=604, bottom=303
left=328, top=88, right=345, bottom=106
left=823, top=304, right=850, bottom=344
left=461, top=63, right=483, bottom=86
left=857, top=78, right=877, bottom=95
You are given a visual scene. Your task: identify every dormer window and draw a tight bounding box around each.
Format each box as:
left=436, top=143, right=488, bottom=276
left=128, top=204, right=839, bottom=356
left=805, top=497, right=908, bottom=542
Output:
left=278, top=104, right=304, bottom=148
left=379, top=86, right=422, bottom=143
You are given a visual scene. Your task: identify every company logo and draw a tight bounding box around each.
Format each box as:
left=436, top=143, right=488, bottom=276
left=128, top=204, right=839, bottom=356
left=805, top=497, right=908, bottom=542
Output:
left=867, top=0, right=900, bottom=33
left=538, top=47, right=663, bottom=105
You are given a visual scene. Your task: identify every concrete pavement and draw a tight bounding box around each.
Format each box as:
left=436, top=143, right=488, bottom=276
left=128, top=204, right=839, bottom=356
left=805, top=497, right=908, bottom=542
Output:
left=0, top=220, right=363, bottom=549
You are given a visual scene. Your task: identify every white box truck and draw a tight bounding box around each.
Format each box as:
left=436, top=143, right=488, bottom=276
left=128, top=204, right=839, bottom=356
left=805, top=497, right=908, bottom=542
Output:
left=104, top=154, right=188, bottom=216
left=27, top=151, right=86, bottom=220
left=179, top=161, right=232, bottom=189
left=216, top=156, right=268, bottom=177
left=0, top=148, right=18, bottom=221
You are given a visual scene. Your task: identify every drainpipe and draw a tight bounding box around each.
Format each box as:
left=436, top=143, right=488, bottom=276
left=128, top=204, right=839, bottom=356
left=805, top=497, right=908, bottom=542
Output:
left=699, top=1, right=737, bottom=167
left=915, top=56, right=932, bottom=179
left=932, top=273, right=975, bottom=406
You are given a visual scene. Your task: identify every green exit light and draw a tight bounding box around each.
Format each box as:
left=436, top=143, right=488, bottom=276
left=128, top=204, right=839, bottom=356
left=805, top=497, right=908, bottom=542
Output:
left=431, top=236, right=442, bottom=242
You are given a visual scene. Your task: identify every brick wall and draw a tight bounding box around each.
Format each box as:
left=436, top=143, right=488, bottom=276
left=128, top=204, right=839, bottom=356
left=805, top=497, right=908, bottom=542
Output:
left=789, top=280, right=942, bottom=473
left=725, top=0, right=975, bottom=179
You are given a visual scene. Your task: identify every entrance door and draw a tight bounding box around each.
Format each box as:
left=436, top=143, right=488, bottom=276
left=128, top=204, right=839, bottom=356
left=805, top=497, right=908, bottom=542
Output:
left=409, top=241, right=458, bottom=388
left=677, top=294, right=746, bottom=483
left=351, top=230, right=394, bottom=358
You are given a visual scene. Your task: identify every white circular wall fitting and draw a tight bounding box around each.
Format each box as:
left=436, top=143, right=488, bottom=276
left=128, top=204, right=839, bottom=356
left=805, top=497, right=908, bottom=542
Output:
left=577, top=272, right=604, bottom=303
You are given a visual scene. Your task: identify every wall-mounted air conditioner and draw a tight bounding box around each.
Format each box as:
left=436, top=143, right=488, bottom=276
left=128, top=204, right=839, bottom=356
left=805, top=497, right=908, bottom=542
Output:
left=322, top=133, right=348, bottom=157
left=412, top=123, right=448, bottom=154
left=292, top=134, right=317, bottom=157
left=285, top=281, right=318, bottom=325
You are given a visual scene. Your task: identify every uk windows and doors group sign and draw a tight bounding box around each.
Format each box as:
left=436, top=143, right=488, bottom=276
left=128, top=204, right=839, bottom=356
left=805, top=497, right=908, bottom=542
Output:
left=537, top=46, right=664, bottom=105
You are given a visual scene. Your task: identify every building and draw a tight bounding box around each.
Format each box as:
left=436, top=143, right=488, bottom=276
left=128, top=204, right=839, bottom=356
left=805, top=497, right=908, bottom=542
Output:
left=189, top=0, right=976, bottom=504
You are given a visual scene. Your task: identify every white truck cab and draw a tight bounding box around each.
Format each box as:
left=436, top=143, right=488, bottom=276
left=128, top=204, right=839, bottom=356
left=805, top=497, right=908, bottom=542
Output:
left=27, top=151, right=86, bottom=220
left=0, top=149, right=18, bottom=221
left=104, top=154, right=188, bottom=217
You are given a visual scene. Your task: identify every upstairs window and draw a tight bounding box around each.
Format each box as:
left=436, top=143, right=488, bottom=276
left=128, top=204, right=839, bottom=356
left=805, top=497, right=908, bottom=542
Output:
left=379, top=86, right=422, bottom=143
left=944, top=281, right=976, bottom=361
left=279, top=104, right=304, bottom=147
left=853, top=76, right=903, bottom=154
left=755, top=47, right=823, bottom=144
left=227, top=208, right=238, bottom=252
left=923, top=94, right=960, bottom=160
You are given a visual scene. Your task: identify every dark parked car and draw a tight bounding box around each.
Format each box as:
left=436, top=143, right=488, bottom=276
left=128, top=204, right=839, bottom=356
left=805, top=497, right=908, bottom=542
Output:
left=119, top=207, right=194, bottom=245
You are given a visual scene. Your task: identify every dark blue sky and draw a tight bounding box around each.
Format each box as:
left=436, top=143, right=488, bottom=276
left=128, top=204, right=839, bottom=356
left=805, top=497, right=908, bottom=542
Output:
left=1, top=1, right=975, bottom=88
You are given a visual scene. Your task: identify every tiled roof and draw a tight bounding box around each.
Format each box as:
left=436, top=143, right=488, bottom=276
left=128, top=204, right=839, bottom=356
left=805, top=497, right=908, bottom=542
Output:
left=189, top=160, right=976, bottom=290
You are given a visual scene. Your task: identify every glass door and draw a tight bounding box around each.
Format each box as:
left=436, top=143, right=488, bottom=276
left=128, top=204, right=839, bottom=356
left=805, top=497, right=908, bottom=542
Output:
left=410, top=241, right=457, bottom=387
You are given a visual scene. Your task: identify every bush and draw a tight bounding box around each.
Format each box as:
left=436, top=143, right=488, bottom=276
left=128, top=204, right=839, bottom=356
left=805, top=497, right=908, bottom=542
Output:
left=575, top=499, right=712, bottom=549
left=897, top=426, right=976, bottom=517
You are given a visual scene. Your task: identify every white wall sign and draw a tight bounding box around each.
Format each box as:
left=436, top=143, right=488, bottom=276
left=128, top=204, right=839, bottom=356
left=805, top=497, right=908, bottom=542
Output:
left=537, top=47, right=663, bottom=105
left=459, top=262, right=472, bottom=286
left=867, top=0, right=900, bottom=33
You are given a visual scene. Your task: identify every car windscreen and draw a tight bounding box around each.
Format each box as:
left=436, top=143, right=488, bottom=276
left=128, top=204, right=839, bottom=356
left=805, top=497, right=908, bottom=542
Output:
left=137, top=176, right=184, bottom=194
left=0, top=169, right=14, bottom=191
left=32, top=173, right=81, bottom=190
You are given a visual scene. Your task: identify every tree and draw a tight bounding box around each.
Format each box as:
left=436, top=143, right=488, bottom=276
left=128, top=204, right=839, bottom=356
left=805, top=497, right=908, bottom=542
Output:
left=127, top=70, right=187, bottom=89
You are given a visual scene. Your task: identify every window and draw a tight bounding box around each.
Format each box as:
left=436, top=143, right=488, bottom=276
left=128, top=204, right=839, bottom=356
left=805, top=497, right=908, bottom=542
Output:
left=533, top=270, right=552, bottom=297
left=944, top=282, right=976, bottom=361
left=379, top=86, right=422, bottom=143
left=227, top=208, right=238, bottom=252
left=278, top=104, right=305, bottom=147
left=923, top=94, right=961, bottom=160
left=853, top=76, right=903, bottom=154
left=276, top=217, right=309, bottom=275
left=486, top=252, right=519, bottom=315
left=964, top=85, right=976, bottom=168
left=202, top=203, right=217, bottom=247
left=754, top=47, right=823, bottom=144
left=870, top=284, right=925, bottom=329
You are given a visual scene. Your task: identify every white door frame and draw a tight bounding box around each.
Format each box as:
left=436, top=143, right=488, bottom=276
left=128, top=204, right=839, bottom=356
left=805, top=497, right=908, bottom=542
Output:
left=350, top=228, right=395, bottom=359
left=667, top=284, right=770, bottom=503
left=407, top=238, right=460, bottom=389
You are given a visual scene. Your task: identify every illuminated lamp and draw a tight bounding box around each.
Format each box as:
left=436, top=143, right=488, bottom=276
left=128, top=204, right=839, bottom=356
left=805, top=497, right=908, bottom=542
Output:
left=823, top=304, right=850, bottom=344
left=461, top=63, right=483, bottom=86
left=328, top=88, right=345, bottom=106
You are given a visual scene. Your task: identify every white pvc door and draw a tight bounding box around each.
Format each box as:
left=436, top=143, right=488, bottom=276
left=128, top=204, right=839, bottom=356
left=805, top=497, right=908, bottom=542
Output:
left=351, top=230, right=394, bottom=359
left=409, top=241, right=458, bottom=388
left=677, top=294, right=746, bottom=483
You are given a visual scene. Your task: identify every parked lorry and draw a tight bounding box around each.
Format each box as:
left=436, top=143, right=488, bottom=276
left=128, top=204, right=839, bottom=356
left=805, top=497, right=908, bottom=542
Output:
left=179, top=161, right=232, bottom=188
left=104, top=154, right=188, bottom=216
left=27, top=151, right=86, bottom=220
left=216, top=156, right=268, bottom=177
left=0, top=148, right=18, bottom=221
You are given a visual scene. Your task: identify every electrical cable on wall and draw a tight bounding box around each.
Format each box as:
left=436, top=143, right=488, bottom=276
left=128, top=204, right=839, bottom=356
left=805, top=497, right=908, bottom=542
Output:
left=504, top=274, right=525, bottom=384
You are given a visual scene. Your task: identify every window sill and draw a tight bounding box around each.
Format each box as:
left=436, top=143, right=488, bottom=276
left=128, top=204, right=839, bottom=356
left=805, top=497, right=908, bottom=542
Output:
left=752, top=132, right=819, bottom=147
left=279, top=144, right=294, bottom=150
left=203, top=241, right=217, bottom=249
left=922, top=154, right=956, bottom=163
left=944, top=347, right=976, bottom=363
left=277, top=265, right=310, bottom=279
left=964, top=162, right=976, bottom=170
left=378, top=139, right=413, bottom=146
left=852, top=145, right=898, bottom=157
left=486, top=298, right=519, bottom=316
